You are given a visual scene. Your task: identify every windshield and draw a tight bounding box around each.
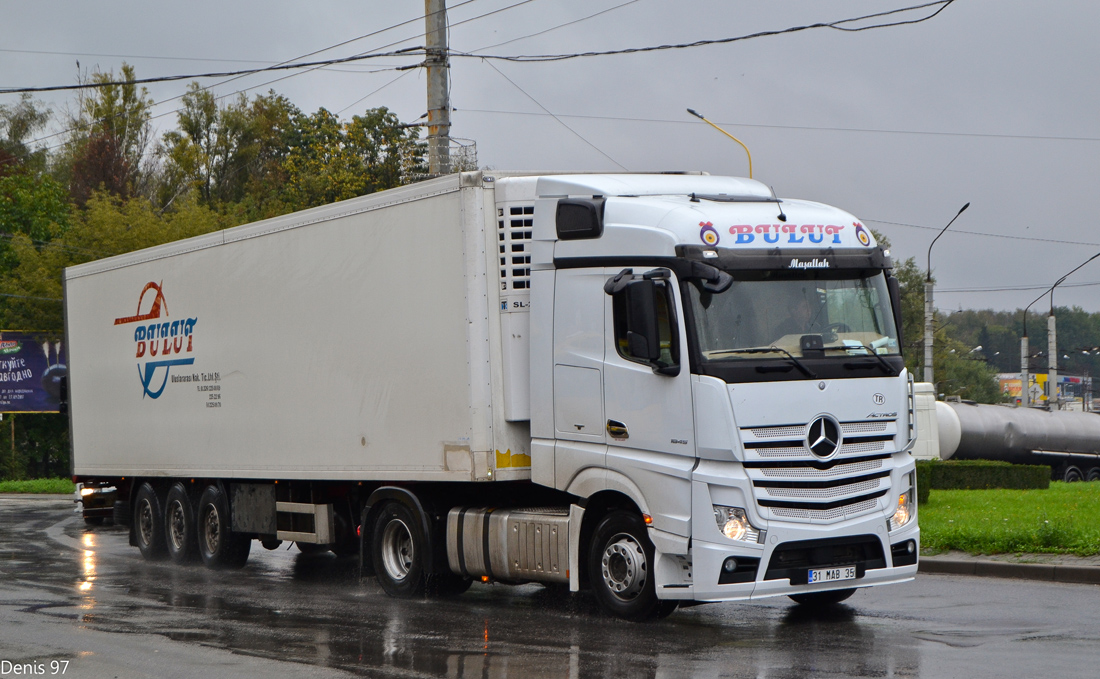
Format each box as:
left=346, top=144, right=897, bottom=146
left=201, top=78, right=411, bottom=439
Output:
left=687, top=270, right=900, bottom=365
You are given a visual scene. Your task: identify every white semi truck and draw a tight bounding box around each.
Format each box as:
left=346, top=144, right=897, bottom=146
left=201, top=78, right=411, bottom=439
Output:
left=66, top=172, right=919, bottom=620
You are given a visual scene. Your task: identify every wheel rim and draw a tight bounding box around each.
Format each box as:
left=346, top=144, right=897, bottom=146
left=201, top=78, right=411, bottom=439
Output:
left=168, top=500, right=186, bottom=551
left=203, top=505, right=221, bottom=555
left=600, top=533, right=647, bottom=601
left=137, top=498, right=154, bottom=547
left=380, top=517, right=414, bottom=582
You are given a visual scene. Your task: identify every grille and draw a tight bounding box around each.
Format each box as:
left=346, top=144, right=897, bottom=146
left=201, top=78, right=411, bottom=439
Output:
left=758, top=459, right=883, bottom=478
left=841, top=440, right=886, bottom=454
left=747, top=420, right=889, bottom=441
left=742, top=418, right=896, bottom=524
left=841, top=421, right=889, bottom=434
left=765, top=478, right=881, bottom=499
left=498, top=204, right=533, bottom=291
left=769, top=498, right=879, bottom=521
left=749, top=425, right=805, bottom=439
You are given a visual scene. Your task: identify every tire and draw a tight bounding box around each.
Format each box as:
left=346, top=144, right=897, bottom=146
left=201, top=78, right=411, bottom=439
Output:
left=164, top=483, right=198, bottom=564
left=429, top=572, right=474, bottom=597
left=587, top=510, right=676, bottom=622
left=133, top=482, right=168, bottom=560
left=1063, top=465, right=1084, bottom=483
left=371, top=501, right=429, bottom=597
left=789, top=588, right=857, bottom=607
left=196, top=486, right=251, bottom=569
left=296, top=542, right=330, bottom=555
left=1087, top=467, right=1100, bottom=482
left=83, top=516, right=105, bottom=526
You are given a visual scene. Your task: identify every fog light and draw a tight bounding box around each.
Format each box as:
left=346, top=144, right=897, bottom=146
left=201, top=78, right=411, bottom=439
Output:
left=723, top=557, right=738, bottom=573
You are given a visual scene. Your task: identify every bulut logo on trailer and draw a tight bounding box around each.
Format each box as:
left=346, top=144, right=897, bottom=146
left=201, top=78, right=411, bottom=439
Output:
left=113, top=282, right=198, bottom=399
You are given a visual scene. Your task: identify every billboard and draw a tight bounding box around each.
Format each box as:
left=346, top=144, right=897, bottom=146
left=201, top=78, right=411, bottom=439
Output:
left=0, top=331, right=66, bottom=413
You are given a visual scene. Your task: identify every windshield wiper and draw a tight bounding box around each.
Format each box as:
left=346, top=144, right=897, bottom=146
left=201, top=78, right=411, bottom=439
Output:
left=710, top=346, right=817, bottom=378
left=839, top=343, right=899, bottom=376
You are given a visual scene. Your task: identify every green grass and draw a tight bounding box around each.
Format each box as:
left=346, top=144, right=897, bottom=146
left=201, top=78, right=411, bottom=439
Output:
left=919, top=482, right=1100, bottom=556
left=0, top=478, right=76, bottom=494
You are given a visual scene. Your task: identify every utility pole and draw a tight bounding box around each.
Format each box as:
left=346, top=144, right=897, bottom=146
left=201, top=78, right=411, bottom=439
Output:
left=924, top=203, right=970, bottom=391
left=424, top=0, right=451, bottom=175
left=1048, top=312, right=1058, bottom=409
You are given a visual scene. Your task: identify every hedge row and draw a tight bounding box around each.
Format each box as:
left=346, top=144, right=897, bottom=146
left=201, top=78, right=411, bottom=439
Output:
left=916, top=460, right=1050, bottom=503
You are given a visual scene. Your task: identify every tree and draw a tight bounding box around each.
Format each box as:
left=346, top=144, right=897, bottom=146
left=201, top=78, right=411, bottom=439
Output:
left=65, top=64, right=154, bottom=205
left=0, top=94, right=51, bottom=175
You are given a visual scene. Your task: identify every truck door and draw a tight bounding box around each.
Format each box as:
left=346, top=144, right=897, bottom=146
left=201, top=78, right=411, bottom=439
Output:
left=601, top=267, right=695, bottom=536
left=552, top=269, right=607, bottom=488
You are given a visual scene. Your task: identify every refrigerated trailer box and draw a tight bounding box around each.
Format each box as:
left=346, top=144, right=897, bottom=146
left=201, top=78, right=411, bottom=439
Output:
left=67, top=171, right=920, bottom=620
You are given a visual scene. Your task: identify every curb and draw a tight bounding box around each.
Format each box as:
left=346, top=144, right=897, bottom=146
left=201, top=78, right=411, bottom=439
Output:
left=920, top=557, right=1100, bottom=585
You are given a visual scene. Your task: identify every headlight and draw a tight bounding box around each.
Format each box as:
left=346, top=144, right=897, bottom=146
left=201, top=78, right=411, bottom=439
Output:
left=888, top=474, right=915, bottom=531
left=80, top=487, right=97, bottom=497
left=713, top=505, right=762, bottom=543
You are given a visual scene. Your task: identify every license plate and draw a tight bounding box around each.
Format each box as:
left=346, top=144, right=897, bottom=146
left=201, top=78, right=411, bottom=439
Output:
left=808, top=565, right=856, bottom=584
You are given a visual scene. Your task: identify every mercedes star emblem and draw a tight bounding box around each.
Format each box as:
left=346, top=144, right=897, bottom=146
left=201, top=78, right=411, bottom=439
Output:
left=806, top=416, right=842, bottom=458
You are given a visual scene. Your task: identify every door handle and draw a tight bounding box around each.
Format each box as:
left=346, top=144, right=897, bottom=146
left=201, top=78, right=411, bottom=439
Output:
left=606, top=420, right=629, bottom=440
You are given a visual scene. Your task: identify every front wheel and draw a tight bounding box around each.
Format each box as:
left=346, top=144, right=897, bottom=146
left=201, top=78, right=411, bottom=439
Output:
left=789, top=588, right=856, bottom=607
left=196, top=486, right=251, bottom=569
left=371, top=502, right=428, bottom=597
left=587, top=510, right=676, bottom=622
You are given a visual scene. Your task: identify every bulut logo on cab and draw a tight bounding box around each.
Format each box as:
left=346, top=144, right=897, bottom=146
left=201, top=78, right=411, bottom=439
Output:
left=113, top=282, right=198, bottom=399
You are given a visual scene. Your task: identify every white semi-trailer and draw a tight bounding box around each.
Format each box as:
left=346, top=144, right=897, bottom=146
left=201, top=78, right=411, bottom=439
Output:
left=67, top=172, right=919, bottom=620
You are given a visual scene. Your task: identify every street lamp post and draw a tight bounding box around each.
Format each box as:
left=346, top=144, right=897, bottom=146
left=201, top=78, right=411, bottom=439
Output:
left=1021, top=251, right=1100, bottom=409
left=925, top=203, right=971, bottom=388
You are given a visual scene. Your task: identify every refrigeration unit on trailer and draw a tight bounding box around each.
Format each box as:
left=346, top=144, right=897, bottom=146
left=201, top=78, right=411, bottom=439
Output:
left=67, top=171, right=919, bottom=620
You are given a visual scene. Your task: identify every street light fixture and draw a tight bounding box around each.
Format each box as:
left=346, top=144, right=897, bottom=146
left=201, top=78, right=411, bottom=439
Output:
left=924, top=203, right=970, bottom=387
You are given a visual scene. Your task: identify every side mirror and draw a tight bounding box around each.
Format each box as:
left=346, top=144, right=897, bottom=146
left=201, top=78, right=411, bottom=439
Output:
left=624, top=280, right=660, bottom=362
left=887, top=274, right=904, bottom=350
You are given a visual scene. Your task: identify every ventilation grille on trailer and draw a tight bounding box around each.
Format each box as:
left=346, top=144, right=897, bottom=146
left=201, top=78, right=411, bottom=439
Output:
left=498, top=205, right=533, bottom=291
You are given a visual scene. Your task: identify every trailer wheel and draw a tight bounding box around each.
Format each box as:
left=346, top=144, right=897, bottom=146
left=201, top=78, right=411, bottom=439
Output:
left=133, top=482, right=168, bottom=560
left=196, top=486, right=251, bottom=569
left=789, top=588, right=856, bottom=607
left=165, top=483, right=198, bottom=564
left=587, top=510, right=676, bottom=622
left=371, top=502, right=428, bottom=597
left=1087, top=467, right=1100, bottom=482
left=1062, top=465, right=1084, bottom=483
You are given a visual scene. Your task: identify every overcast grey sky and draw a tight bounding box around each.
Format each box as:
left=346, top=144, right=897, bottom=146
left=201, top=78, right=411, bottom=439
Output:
left=2, top=0, right=1097, bottom=314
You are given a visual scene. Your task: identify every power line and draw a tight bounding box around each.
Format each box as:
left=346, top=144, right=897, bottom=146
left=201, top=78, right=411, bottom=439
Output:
left=460, top=1, right=956, bottom=62
left=864, top=218, right=1100, bottom=248
left=0, top=1, right=955, bottom=95
left=468, top=0, right=641, bottom=53
left=481, top=59, right=628, bottom=170
left=460, top=107, right=1100, bottom=144
left=937, top=280, right=1100, bottom=294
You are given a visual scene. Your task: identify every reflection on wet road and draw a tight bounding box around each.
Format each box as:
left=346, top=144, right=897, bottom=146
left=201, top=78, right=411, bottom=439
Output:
left=2, top=497, right=1099, bottom=678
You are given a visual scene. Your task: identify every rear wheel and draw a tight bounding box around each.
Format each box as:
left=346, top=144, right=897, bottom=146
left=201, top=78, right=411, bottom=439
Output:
left=789, top=588, right=857, bottom=607
left=1087, top=467, right=1100, bottom=482
left=196, top=486, right=251, bottom=569
left=371, top=502, right=428, bottom=597
left=296, top=542, right=330, bottom=555
left=1062, top=465, right=1084, bottom=483
left=164, top=483, right=198, bottom=564
left=587, top=510, right=676, bottom=622
left=133, top=482, right=167, bottom=560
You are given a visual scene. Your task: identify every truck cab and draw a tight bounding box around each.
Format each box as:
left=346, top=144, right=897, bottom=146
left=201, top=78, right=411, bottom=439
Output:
left=514, top=174, right=918, bottom=616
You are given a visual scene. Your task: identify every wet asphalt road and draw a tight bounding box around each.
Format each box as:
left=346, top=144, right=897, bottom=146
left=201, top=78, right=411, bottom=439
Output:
left=2, top=497, right=1099, bottom=679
